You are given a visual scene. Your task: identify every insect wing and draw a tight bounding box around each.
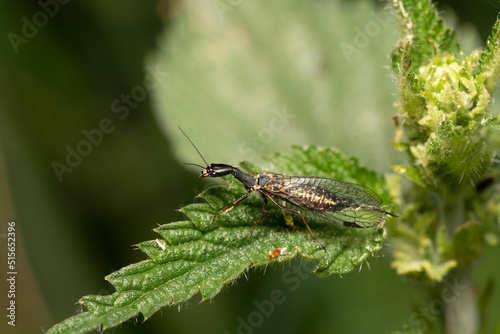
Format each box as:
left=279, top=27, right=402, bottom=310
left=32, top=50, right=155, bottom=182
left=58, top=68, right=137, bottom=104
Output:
left=323, top=201, right=387, bottom=228
left=263, top=176, right=388, bottom=228
left=318, top=178, right=387, bottom=227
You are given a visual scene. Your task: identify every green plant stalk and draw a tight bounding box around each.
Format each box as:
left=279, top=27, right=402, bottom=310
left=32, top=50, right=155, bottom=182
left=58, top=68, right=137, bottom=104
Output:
left=443, top=267, right=478, bottom=334
left=389, top=0, right=500, bottom=331
left=439, top=196, right=478, bottom=334
left=439, top=195, right=464, bottom=241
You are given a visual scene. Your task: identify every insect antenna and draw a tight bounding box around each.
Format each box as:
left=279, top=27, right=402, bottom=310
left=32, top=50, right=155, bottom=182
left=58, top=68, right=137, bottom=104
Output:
left=178, top=125, right=209, bottom=167
left=182, top=162, right=206, bottom=169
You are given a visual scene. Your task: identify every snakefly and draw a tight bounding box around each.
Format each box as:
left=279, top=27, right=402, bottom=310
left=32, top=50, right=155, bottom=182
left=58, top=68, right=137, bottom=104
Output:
left=179, top=127, right=396, bottom=249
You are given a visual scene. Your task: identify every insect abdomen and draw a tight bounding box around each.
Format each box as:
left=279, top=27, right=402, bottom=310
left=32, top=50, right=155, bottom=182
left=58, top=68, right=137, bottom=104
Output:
left=284, top=186, right=347, bottom=211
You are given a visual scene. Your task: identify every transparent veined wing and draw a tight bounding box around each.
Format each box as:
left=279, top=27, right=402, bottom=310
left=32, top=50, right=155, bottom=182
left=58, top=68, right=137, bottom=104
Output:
left=262, top=176, right=391, bottom=228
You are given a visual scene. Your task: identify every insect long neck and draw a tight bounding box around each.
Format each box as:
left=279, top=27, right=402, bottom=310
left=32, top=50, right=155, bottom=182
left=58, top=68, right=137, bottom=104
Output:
left=232, top=167, right=256, bottom=188
left=203, top=164, right=256, bottom=188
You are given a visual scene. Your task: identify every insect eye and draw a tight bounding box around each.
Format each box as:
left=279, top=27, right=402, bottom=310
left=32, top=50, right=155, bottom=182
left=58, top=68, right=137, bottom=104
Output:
left=200, top=169, right=209, bottom=178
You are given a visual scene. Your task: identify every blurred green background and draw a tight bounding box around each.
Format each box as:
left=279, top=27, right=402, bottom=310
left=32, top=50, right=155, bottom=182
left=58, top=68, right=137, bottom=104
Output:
left=1, top=1, right=499, bottom=333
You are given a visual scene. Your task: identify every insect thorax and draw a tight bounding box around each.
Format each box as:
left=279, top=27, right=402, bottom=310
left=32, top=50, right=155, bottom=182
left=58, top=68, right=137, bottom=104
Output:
left=257, top=173, right=284, bottom=190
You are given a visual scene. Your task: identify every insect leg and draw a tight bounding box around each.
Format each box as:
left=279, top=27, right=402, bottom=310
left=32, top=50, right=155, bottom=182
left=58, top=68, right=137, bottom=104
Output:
left=250, top=195, right=269, bottom=235
left=266, top=196, right=326, bottom=250
left=221, top=192, right=250, bottom=213
left=213, top=192, right=251, bottom=220
left=296, top=213, right=326, bottom=251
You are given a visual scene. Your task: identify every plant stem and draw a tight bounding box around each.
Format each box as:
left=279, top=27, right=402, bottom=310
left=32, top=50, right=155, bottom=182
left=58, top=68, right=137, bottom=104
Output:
left=443, top=267, right=478, bottom=334
left=439, top=195, right=478, bottom=334
left=439, top=194, right=464, bottom=240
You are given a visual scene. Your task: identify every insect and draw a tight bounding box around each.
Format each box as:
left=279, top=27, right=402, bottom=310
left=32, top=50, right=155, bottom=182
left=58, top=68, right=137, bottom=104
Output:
left=268, top=247, right=287, bottom=260
left=180, top=127, right=396, bottom=249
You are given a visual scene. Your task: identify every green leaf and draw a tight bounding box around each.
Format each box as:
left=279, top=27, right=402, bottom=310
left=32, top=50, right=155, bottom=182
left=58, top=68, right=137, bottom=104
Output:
left=390, top=207, right=458, bottom=282
left=46, top=146, right=394, bottom=334
left=148, top=0, right=398, bottom=171
left=390, top=0, right=458, bottom=71
left=478, top=17, right=500, bottom=95
left=448, top=222, right=484, bottom=266
left=392, top=164, right=425, bottom=187
left=390, top=1, right=500, bottom=193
